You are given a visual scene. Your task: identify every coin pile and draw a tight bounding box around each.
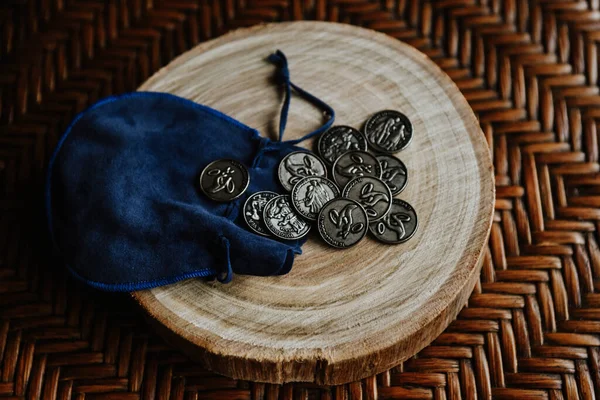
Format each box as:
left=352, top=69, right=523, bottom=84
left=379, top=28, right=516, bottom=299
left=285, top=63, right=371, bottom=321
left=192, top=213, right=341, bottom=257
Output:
left=200, top=110, right=418, bottom=248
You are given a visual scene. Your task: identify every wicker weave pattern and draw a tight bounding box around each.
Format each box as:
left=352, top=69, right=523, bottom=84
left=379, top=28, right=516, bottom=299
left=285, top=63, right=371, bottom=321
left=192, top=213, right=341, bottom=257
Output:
left=1, top=1, right=600, bottom=399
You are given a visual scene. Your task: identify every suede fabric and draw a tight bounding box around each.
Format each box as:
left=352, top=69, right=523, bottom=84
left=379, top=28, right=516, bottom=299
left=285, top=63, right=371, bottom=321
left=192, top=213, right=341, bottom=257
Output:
left=46, top=91, right=312, bottom=291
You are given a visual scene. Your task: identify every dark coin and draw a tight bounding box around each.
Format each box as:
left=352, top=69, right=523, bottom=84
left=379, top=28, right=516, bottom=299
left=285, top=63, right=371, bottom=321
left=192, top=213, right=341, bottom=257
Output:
left=369, top=199, right=418, bottom=244
left=278, top=151, right=327, bottom=192
left=199, top=159, right=250, bottom=202
left=263, top=195, right=311, bottom=240
left=377, top=154, right=408, bottom=195
left=342, top=176, right=392, bottom=222
left=331, top=150, right=381, bottom=189
left=318, top=125, right=368, bottom=165
left=291, top=176, right=340, bottom=221
left=243, top=191, right=278, bottom=236
left=317, top=198, right=368, bottom=248
left=364, top=110, right=413, bottom=153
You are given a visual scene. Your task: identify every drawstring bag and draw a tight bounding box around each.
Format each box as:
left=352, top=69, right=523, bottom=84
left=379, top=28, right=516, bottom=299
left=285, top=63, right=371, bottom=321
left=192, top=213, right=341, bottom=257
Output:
left=46, top=51, right=335, bottom=291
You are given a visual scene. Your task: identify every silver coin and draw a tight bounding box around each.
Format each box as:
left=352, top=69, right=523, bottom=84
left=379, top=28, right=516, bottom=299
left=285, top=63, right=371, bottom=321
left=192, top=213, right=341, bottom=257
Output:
left=318, top=125, right=368, bottom=165
left=278, top=151, right=327, bottom=192
left=369, top=199, right=418, bottom=244
left=317, top=198, right=368, bottom=248
left=342, top=176, right=392, bottom=222
left=331, top=150, right=381, bottom=189
left=243, top=191, right=278, bottom=236
left=364, top=110, right=413, bottom=153
left=291, top=176, right=340, bottom=221
left=199, top=159, right=250, bottom=202
left=377, top=154, right=408, bottom=195
left=263, top=195, right=311, bottom=240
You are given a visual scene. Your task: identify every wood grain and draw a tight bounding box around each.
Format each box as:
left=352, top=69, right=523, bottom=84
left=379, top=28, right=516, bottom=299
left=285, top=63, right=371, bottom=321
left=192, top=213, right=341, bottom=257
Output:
left=132, top=21, right=495, bottom=385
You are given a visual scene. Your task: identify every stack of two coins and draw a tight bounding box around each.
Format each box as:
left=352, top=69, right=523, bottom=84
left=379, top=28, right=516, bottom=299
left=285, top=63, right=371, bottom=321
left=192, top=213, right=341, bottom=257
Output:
left=255, top=151, right=331, bottom=241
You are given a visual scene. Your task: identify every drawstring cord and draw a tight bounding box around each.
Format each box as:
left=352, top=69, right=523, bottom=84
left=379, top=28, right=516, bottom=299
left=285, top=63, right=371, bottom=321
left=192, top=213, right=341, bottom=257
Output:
left=218, top=236, right=233, bottom=283
left=267, top=50, right=335, bottom=144
left=217, top=52, right=336, bottom=284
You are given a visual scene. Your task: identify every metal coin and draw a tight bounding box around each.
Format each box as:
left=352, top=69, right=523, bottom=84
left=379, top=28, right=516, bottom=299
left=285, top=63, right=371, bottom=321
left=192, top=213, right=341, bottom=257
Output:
left=263, top=195, right=311, bottom=240
left=342, top=176, right=392, bottom=222
left=331, top=150, right=381, bottom=189
left=369, top=199, right=418, bottom=244
left=377, top=154, right=408, bottom=195
left=291, top=176, right=340, bottom=221
left=199, top=159, right=250, bottom=202
left=278, top=151, right=327, bottom=192
left=317, top=198, right=368, bottom=248
left=364, top=110, right=413, bottom=153
left=243, top=191, right=278, bottom=236
left=317, top=125, right=368, bottom=165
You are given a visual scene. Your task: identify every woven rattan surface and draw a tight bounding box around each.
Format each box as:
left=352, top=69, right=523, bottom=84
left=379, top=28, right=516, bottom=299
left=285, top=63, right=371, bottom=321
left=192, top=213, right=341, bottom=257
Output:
left=2, top=1, right=600, bottom=399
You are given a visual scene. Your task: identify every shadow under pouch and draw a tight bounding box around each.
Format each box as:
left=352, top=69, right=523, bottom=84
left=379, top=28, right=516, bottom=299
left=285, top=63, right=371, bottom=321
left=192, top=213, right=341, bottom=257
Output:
left=45, top=50, right=335, bottom=290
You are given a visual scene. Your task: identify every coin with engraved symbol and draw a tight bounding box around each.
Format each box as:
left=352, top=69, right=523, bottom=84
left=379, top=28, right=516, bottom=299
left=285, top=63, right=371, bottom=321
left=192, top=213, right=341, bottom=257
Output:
left=342, top=176, right=392, bottom=222
left=263, top=195, right=311, bottom=240
left=317, top=198, right=368, bottom=248
left=278, top=151, right=327, bottom=192
left=291, top=176, right=340, bottom=221
left=243, top=191, right=278, bottom=236
left=364, top=110, right=413, bottom=154
left=318, top=125, right=368, bottom=165
left=369, top=199, right=418, bottom=244
left=199, top=159, right=250, bottom=202
left=331, top=150, right=381, bottom=190
left=376, top=154, right=408, bottom=195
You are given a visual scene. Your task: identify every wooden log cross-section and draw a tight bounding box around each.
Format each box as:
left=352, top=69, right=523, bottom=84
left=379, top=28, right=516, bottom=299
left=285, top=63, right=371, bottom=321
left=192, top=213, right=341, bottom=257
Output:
left=133, top=21, right=495, bottom=385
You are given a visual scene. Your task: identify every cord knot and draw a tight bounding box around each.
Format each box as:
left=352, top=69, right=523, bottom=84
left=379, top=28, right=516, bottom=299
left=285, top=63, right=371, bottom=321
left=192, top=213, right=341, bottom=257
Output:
left=268, top=50, right=290, bottom=84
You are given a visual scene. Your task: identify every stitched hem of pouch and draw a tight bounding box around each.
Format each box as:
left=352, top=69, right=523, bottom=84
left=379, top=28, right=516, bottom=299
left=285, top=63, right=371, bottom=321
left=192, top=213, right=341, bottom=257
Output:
left=64, top=243, right=302, bottom=291
left=67, top=264, right=217, bottom=292
left=65, top=249, right=301, bottom=292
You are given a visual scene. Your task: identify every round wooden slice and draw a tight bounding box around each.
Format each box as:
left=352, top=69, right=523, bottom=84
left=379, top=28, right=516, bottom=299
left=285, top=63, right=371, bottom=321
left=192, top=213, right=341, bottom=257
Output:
left=133, top=21, right=495, bottom=385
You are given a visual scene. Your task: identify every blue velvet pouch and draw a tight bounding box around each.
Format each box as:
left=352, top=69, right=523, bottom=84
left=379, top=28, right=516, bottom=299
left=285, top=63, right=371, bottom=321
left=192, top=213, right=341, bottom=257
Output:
left=45, top=51, right=335, bottom=291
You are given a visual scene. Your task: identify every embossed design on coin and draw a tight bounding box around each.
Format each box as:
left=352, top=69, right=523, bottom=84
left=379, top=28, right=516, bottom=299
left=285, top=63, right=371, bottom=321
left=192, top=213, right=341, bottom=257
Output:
left=278, top=151, right=327, bottom=192
left=369, top=199, right=418, bottom=244
left=332, top=150, right=381, bottom=190
left=263, top=195, right=310, bottom=240
left=318, top=198, right=368, bottom=248
left=377, top=154, right=408, bottom=195
left=243, top=191, right=278, bottom=236
left=364, top=110, right=413, bottom=153
left=291, top=176, right=340, bottom=221
left=342, top=176, right=392, bottom=222
left=199, top=159, right=250, bottom=202
left=318, top=125, right=368, bottom=165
